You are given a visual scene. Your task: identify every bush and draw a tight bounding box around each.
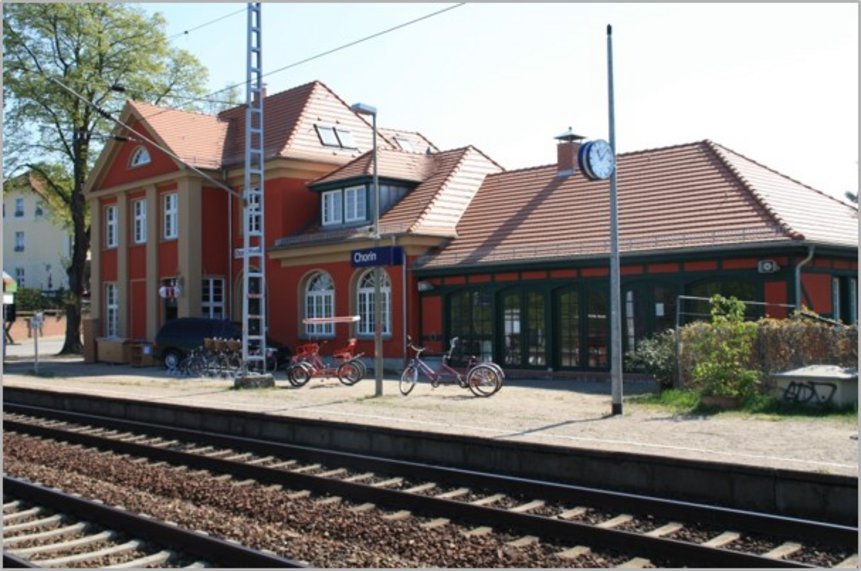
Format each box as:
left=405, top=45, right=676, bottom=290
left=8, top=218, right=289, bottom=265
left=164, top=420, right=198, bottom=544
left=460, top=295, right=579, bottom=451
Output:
left=689, top=295, right=760, bottom=398
left=11, top=287, right=68, bottom=311
left=625, top=329, right=677, bottom=389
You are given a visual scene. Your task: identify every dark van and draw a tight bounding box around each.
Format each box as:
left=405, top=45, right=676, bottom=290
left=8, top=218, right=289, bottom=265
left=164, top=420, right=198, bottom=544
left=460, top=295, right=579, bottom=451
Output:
left=152, top=317, right=289, bottom=369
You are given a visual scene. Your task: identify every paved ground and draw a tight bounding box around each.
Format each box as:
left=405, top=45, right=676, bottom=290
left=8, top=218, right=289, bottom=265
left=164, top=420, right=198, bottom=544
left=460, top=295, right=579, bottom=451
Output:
left=3, top=335, right=858, bottom=477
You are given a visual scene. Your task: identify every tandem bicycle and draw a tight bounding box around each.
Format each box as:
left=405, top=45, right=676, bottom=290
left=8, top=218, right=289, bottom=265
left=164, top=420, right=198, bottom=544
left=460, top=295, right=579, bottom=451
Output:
left=399, top=336, right=504, bottom=397
left=285, top=316, right=366, bottom=387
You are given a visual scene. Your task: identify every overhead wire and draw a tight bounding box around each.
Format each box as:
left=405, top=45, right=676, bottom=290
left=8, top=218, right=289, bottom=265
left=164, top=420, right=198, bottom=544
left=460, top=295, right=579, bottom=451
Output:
left=18, top=2, right=467, bottom=199
left=133, top=3, right=466, bottom=124
left=47, top=76, right=242, bottom=201
left=167, top=7, right=246, bottom=40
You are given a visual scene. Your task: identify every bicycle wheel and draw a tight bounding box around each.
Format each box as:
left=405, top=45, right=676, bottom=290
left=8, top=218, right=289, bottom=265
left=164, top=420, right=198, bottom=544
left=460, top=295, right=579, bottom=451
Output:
left=467, top=364, right=502, bottom=397
left=337, top=361, right=363, bottom=386
left=351, top=359, right=368, bottom=379
left=399, top=365, right=418, bottom=396
left=286, top=362, right=312, bottom=387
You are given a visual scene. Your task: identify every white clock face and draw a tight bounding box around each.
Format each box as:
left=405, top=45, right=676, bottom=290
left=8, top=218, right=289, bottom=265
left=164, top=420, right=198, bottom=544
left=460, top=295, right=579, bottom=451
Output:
left=586, top=140, right=615, bottom=180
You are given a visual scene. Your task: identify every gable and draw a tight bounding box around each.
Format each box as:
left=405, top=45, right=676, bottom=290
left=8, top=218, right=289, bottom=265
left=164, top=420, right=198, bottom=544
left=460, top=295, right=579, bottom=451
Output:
left=98, top=119, right=183, bottom=190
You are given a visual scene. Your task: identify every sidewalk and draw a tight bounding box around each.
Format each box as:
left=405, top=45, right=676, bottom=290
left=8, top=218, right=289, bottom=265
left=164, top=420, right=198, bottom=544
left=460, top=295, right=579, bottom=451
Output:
left=2, top=347, right=857, bottom=477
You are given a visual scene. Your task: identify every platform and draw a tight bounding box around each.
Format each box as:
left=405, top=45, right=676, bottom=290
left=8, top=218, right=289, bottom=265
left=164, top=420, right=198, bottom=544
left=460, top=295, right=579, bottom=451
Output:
left=2, top=347, right=856, bottom=478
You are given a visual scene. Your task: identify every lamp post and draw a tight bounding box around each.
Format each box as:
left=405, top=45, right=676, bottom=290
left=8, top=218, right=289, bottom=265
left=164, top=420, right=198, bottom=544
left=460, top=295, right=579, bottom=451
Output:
left=351, top=102, right=383, bottom=397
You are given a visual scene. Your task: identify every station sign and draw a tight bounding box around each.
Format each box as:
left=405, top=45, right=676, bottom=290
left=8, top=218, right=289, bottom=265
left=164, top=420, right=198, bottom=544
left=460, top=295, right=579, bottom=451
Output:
left=234, top=246, right=262, bottom=259
left=351, top=246, right=404, bottom=267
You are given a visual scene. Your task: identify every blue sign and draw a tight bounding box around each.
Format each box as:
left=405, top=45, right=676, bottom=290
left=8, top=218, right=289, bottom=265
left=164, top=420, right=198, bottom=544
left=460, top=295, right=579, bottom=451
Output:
left=351, top=246, right=404, bottom=267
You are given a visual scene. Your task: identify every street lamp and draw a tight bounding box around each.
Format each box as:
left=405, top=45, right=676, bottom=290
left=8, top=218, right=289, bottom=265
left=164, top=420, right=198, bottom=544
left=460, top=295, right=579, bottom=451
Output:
left=351, top=102, right=383, bottom=397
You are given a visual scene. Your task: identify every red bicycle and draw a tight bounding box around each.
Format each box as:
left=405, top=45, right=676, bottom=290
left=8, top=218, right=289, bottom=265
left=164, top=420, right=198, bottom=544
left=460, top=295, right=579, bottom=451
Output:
left=285, top=316, right=366, bottom=387
left=399, top=336, right=503, bottom=397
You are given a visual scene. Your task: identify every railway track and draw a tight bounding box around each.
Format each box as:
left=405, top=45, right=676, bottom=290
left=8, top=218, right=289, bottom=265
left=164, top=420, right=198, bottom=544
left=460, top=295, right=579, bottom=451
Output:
left=2, top=477, right=304, bottom=568
left=4, top=404, right=857, bottom=568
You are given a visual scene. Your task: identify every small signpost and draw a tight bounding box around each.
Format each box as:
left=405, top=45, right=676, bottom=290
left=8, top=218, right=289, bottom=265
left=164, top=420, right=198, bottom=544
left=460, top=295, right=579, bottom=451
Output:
left=350, top=246, right=404, bottom=267
left=31, top=311, right=43, bottom=373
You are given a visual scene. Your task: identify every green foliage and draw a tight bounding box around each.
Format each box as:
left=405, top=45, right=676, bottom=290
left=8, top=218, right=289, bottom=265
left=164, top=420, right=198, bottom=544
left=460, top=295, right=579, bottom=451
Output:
left=690, top=295, right=760, bottom=398
left=14, top=288, right=44, bottom=311
left=625, top=329, right=677, bottom=389
left=630, top=389, right=854, bottom=419
left=13, top=288, right=69, bottom=311
left=756, top=316, right=857, bottom=374
left=3, top=3, right=209, bottom=353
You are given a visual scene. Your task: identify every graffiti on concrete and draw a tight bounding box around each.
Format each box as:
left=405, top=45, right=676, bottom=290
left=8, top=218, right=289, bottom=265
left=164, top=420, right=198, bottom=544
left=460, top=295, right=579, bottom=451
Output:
left=782, top=381, right=837, bottom=405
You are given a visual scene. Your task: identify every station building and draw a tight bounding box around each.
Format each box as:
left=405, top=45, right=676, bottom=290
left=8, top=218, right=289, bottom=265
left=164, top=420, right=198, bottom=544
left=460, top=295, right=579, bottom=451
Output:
left=85, top=80, right=858, bottom=374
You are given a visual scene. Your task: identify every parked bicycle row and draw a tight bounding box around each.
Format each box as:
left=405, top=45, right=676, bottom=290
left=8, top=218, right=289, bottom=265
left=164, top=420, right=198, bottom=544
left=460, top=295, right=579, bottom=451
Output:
left=169, top=335, right=503, bottom=398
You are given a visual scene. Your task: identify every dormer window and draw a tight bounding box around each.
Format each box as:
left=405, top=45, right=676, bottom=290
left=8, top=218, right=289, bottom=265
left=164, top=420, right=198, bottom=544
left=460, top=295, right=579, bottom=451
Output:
left=321, top=185, right=367, bottom=227
left=314, top=123, right=358, bottom=149
left=129, top=146, right=151, bottom=167
left=394, top=136, right=413, bottom=152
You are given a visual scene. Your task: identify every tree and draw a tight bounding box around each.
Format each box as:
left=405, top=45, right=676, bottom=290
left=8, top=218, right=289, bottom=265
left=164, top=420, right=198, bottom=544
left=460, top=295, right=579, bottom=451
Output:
left=3, top=4, right=209, bottom=354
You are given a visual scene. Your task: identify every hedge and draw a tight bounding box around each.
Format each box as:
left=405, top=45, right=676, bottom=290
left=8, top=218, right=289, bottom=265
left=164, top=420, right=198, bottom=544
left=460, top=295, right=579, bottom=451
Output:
left=679, top=315, right=857, bottom=389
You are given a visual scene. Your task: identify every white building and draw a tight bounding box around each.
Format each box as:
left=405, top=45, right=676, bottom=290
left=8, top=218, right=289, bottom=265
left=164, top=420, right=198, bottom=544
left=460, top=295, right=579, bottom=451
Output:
left=3, top=172, right=73, bottom=292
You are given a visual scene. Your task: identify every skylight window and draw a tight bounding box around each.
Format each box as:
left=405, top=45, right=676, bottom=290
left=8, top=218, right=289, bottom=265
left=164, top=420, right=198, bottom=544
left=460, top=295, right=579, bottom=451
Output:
left=315, top=124, right=340, bottom=147
left=334, top=127, right=357, bottom=149
left=315, top=123, right=358, bottom=149
left=394, top=136, right=413, bottom=152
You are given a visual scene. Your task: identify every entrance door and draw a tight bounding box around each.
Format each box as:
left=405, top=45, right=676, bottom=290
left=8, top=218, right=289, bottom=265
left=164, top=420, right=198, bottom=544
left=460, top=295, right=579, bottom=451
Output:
left=499, top=289, right=547, bottom=369
left=553, top=285, right=609, bottom=370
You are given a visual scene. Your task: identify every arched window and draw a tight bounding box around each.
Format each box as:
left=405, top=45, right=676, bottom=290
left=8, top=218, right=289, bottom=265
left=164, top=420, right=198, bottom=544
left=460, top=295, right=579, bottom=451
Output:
left=129, top=146, right=151, bottom=167
left=305, top=272, right=335, bottom=336
left=357, top=269, right=390, bottom=336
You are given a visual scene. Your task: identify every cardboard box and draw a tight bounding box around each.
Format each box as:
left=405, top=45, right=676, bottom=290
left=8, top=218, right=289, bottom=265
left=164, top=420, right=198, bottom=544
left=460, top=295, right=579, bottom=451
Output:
left=96, top=337, right=126, bottom=364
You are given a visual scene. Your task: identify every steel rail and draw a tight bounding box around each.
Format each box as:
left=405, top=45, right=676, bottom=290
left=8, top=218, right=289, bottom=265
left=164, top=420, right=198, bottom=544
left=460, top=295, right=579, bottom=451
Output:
left=3, top=476, right=305, bottom=568
left=5, top=402, right=855, bottom=544
left=2, top=552, right=38, bottom=568
left=5, top=415, right=828, bottom=568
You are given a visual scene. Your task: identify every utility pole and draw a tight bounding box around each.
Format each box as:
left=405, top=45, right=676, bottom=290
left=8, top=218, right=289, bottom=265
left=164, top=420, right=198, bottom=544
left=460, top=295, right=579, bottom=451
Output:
left=607, top=24, right=623, bottom=415
left=240, top=2, right=268, bottom=379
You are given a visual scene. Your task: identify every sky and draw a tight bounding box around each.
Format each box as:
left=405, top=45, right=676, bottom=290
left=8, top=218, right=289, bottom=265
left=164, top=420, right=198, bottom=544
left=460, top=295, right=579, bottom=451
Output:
left=141, top=2, right=858, bottom=202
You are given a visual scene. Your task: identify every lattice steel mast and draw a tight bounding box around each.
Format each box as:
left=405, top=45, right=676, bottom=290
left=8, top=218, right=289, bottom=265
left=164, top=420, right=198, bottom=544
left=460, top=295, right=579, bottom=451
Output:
left=241, top=3, right=267, bottom=373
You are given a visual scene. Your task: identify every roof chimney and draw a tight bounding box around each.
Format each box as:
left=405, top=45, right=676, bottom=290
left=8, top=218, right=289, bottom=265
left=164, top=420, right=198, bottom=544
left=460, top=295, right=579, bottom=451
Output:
left=555, top=127, right=586, bottom=178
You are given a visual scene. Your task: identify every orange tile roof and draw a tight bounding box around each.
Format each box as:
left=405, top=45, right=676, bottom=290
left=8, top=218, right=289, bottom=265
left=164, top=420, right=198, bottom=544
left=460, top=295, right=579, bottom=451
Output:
left=417, top=140, right=858, bottom=269
left=128, top=100, right=227, bottom=169
left=310, top=148, right=435, bottom=186
left=219, top=81, right=398, bottom=166
left=273, top=145, right=503, bottom=247
left=384, top=146, right=504, bottom=235
left=379, top=128, right=438, bottom=154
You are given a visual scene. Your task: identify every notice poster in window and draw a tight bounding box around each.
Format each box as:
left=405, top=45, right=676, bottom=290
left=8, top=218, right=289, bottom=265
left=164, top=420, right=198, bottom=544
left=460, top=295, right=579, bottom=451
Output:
left=655, top=302, right=665, bottom=317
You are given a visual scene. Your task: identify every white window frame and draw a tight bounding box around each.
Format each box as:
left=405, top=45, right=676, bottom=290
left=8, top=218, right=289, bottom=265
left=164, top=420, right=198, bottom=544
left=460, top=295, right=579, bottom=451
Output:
left=133, top=199, right=147, bottom=244
left=105, top=205, right=118, bottom=248
left=202, top=277, right=225, bottom=319
left=163, top=193, right=178, bottom=240
left=322, top=190, right=343, bottom=226
left=394, top=136, right=413, bottom=152
left=14, top=231, right=25, bottom=252
left=304, top=272, right=335, bottom=337
left=14, top=198, right=24, bottom=217
left=247, top=189, right=262, bottom=234
left=314, top=124, right=340, bottom=147
left=15, top=267, right=25, bottom=288
left=334, top=127, right=357, bottom=149
left=357, top=269, right=391, bottom=336
left=105, top=283, right=119, bottom=337
left=35, top=201, right=44, bottom=217
left=130, top=146, right=151, bottom=167
left=344, top=185, right=366, bottom=223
